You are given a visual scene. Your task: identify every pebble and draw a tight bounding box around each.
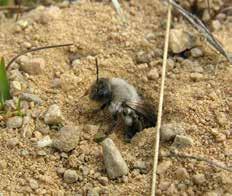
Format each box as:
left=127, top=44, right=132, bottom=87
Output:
left=101, top=138, right=129, bottom=179
left=51, top=78, right=61, bottom=88
left=19, top=56, right=45, bottom=75
left=212, top=20, right=222, bottom=31
left=63, top=169, right=79, bottom=183
left=17, top=20, right=29, bottom=29
left=29, top=179, right=39, bottom=190
left=160, top=123, right=185, bottom=142
left=53, top=125, right=80, bottom=152
left=215, top=112, right=227, bottom=127
left=170, top=29, right=196, bottom=53
left=203, top=191, right=218, bottom=196
left=147, top=68, right=159, bottom=80
left=98, top=176, right=109, bottom=186
left=135, top=50, right=154, bottom=64
left=11, top=81, right=22, bottom=91
left=6, top=116, right=23, bottom=129
left=175, top=167, right=189, bottom=180
left=44, top=104, right=63, bottom=125
left=37, top=150, right=47, bottom=156
left=172, top=135, right=194, bottom=148
left=192, top=174, right=205, bottom=185
left=190, top=73, right=203, bottom=81
left=133, top=160, right=147, bottom=173
left=190, top=48, right=203, bottom=58
left=157, top=160, right=172, bottom=174
left=20, top=93, right=42, bottom=105
left=37, top=135, right=53, bottom=148
left=0, top=160, right=7, bottom=169
left=7, top=137, right=19, bottom=148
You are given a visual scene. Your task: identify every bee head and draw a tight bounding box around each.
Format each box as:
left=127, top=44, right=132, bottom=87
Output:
left=89, top=78, right=112, bottom=103
left=89, top=58, right=112, bottom=103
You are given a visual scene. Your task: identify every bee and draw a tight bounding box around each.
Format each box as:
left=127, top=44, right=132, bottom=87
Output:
left=89, top=59, right=157, bottom=141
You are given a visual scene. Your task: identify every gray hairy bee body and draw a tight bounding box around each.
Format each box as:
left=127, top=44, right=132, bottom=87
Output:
left=89, top=76, right=157, bottom=141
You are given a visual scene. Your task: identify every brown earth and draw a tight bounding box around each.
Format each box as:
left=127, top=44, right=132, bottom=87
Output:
left=0, top=0, right=232, bottom=195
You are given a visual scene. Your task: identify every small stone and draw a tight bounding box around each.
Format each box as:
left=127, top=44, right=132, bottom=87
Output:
left=216, top=13, right=226, bottom=22
left=51, top=78, right=61, bottom=88
left=87, top=189, right=99, bottom=196
left=190, top=48, right=203, bottom=58
left=29, top=179, right=39, bottom=190
left=93, top=132, right=107, bottom=143
left=98, top=176, right=109, bottom=186
left=203, top=191, right=218, bottom=196
left=133, top=160, right=147, bottom=171
left=147, top=68, right=159, bottom=80
left=17, top=20, right=29, bottom=29
left=101, top=138, right=129, bottom=179
left=44, top=104, right=63, bottom=125
left=22, top=42, right=32, bottom=49
left=37, top=135, right=53, bottom=148
left=19, top=57, right=45, bottom=75
left=160, top=123, right=185, bottom=142
left=122, top=175, right=128, bottom=183
left=135, top=51, right=154, bottom=64
left=37, top=150, right=47, bottom=156
left=0, top=160, right=7, bottom=169
left=137, top=63, right=148, bottom=70
left=159, top=181, right=171, bottom=191
left=7, top=137, right=19, bottom=148
left=20, top=93, right=42, bottom=105
left=68, top=154, right=78, bottom=168
left=172, top=135, right=194, bottom=148
left=80, top=166, right=89, bottom=176
left=215, top=112, right=227, bottom=127
left=175, top=167, right=189, bottom=180
left=190, top=73, right=203, bottom=81
left=56, top=167, right=65, bottom=176
left=63, top=169, right=78, bottom=183
left=170, top=29, right=196, bottom=53
left=53, top=125, right=80, bottom=152
left=11, top=81, right=22, bottom=91
left=192, top=174, right=205, bottom=185
left=21, top=149, right=29, bottom=156
left=212, top=20, right=222, bottom=31
left=157, top=160, right=172, bottom=174
left=6, top=116, right=23, bottom=129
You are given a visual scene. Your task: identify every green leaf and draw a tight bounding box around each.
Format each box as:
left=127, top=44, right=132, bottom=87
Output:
left=0, top=57, right=10, bottom=106
left=0, top=0, right=9, bottom=6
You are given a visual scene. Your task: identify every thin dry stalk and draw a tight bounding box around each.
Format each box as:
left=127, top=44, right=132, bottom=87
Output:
left=6, top=43, right=73, bottom=70
left=151, top=2, right=172, bottom=196
left=163, top=151, right=232, bottom=172
left=166, top=0, right=232, bottom=63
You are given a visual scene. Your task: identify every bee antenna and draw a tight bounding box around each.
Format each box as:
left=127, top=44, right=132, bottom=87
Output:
left=95, top=58, right=99, bottom=83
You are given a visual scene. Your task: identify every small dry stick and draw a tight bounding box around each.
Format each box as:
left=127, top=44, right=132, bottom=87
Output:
left=166, top=0, right=232, bottom=63
left=164, top=151, right=232, bottom=172
left=6, top=43, right=73, bottom=70
left=151, top=2, right=172, bottom=196
left=0, top=6, right=34, bottom=12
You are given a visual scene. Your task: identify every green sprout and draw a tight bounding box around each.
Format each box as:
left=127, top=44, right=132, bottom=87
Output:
left=0, top=57, right=10, bottom=110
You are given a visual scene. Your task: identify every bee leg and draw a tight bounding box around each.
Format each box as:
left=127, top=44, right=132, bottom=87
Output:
left=92, top=102, right=109, bottom=114
left=106, top=112, right=118, bottom=135
left=124, top=117, right=143, bottom=142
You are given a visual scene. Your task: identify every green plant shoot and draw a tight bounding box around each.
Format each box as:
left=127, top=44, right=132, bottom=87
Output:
left=0, top=57, right=10, bottom=109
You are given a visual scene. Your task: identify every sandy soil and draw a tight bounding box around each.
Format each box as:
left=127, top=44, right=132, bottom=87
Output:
left=0, top=0, right=232, bottom=195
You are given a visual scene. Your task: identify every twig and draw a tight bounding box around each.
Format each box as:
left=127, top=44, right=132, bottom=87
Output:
left=151, top=2, right=172, bottom=196
left=0, top=5, right=34, bottom=12
left=6, top=43, right=73, bottom=70
left=111, top=0, right=126, bottom=23
left=163, top=151, right=232, bottom=172
left=166, top=0, right=232, bottom=63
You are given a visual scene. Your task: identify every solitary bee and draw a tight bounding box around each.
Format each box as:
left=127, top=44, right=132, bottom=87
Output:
left=89, top=59, right=157, bottom=141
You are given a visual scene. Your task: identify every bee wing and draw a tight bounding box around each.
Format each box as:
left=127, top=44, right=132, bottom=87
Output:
left=124, top=100, right=157, bottom=126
